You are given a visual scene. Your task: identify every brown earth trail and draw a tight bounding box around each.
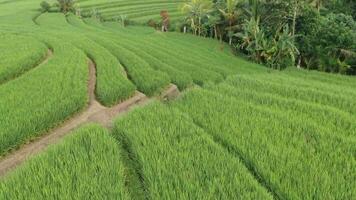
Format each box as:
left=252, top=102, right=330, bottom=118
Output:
left=0, top=59, right=179, bottom=177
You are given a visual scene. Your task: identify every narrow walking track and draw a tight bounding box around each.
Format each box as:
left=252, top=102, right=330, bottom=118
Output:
left=0, top=59, right=179, bottom=177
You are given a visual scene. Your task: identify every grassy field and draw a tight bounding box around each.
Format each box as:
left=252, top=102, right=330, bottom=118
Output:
left=77, top=0, right=184, bottom=23
left=0, top=124, right=130, bottom=199
left=0, top=0, right=355, bottom=199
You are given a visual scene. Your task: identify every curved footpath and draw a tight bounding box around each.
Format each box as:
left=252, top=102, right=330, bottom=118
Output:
left=0, top=59, right=179, bottom=176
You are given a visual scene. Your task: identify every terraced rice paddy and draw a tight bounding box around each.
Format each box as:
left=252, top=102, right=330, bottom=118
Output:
left=0, top=0, right=355, bottom=199
left=77, top=0, right=184, bottom=23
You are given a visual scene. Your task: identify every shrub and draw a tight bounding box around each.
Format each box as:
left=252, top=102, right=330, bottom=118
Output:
left=57, top=0, right=76, bottom=13
left=40, top=1, right=51, bottom=12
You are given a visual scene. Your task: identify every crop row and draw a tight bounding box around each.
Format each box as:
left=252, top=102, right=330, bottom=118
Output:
left=173, top=85, right=356, bottom=199
left=66, top=14, right=173, bottom=96
left=0, top=102, right=273, bottom=199
left=208, top=81, right=356, bottom=139
left=98, top=3, right=179, bottom=17
left=99, top=22, right=225, bottom=85
left=284, top=67, right=356, bottom=88
left=224, top=74, right=356, bottom=115
left=78, top=0, right=183, bottom=11
left=0, top=34, right=48, bottom=84
left=102, top=7, right=180, bottom=21
left=112, top=102, right=273, bottom=199
left=0, top=124, right=129, bottom=199
left=0, top=36, right=88, bottom=155
left=78, top=0, right=183, bottom=23
left=71, top=16, right=227, bottom=88
left=46, top=13, right=137, bottom=106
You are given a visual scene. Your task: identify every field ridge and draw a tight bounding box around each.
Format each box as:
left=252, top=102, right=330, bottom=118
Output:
left=189, top=118, right=284, bottom=200
left=0, top=58, right=179, bottom=176
left=0, top=49, right=52, bottom=85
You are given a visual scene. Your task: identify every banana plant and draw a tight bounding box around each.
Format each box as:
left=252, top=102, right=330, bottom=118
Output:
left=219, top=0, right=243, bottom=45
left=181, top=0, right=213, bottom=36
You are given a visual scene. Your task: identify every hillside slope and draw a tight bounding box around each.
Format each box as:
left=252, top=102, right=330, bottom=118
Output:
left=0, top=0, right=355, bottom=199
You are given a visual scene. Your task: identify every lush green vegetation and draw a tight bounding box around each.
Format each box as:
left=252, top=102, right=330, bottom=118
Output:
left=177, top=0, right=356, bottom=75
left=77, top=0, right=184, bottom=23
left=0, top=37, right=88, bottom=155
left=0, top=0, right=355, bottom=199
left=38, top=13, right=137, bottom=106
left=0, top=34, right=48, bottom=84
left=113, top=103, right=273, bottom=199
left=173, top=77, right=356, bottom=199
left=0, top=124, right=130, bottom=199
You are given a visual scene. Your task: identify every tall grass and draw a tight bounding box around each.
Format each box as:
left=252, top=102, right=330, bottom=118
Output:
left=113, top=102, right=273, bottom=199
left=0, top=124, right=130, bottom=199
left=0, top=37, right=88, bottom=155
left=173, top=82, right=356, bottom=199
left=0, top=34, right=48, bottom=84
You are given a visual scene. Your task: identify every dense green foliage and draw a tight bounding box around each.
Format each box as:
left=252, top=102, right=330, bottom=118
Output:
left=0, top=0, right=355, bottom=199
left=179, top=0, right=356, bottom=75
left=0, top=124, right=130, bottom=199
left=0, top=34, right=47, bottom=84
left=172, top=73, right=356, bottom=199
left=38, top=13, right=137, bottom=106
left=0, top=37, right=88, bottom=155
left=113, top=103, right=273, bottom=199
left=0, top=2, right=260, bottom=155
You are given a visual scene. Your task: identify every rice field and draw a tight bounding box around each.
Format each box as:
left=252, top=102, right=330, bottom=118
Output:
left=0, top=124, right=130, bottom=199
left=77, top=0, right=184, bottom=23
left=0, top=34, right=48, bottom=84
left=0, top=0, right=355, bottom=199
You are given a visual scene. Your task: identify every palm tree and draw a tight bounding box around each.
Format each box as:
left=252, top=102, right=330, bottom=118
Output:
left=307, top=0, right=325, bottom=12
left=206, top=14, right=221, bottom=39
left=219, top=0, right=242, bottom=45
left=270, top=25, right=299, bottom=69
left=181, top=0, right=213, bottom=36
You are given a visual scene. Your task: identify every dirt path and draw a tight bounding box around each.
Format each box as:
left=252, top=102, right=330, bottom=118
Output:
left=0, top=60, right=179, bottom=177
left=43, top=49, right=53, bottom=64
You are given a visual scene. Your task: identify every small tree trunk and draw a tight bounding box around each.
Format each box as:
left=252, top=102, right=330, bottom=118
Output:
left=297, top=56, right=301, bottom=68
left=198, top=17, right=201, bottom=36
left=229, top=37, right=232, bottom=46
left=292, top=5, right=297, bottom=37
left=184, top=26, right=187, bottom=33
left=214, top=25, right=218, bottom=40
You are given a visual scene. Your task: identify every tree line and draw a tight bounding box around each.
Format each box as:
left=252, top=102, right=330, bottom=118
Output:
left=179, top=0, right=356, bottom=75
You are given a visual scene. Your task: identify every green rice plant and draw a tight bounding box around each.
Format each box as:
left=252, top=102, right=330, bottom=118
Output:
left=0, top=124, right=130, bottom=199
left=1, top=1, right=355, bottom=199
left=0, top=36, right=88, bottom=155
left=98, top=28, right=224, bottom=85
left=144, top=35, right=234, bottom=78
left=68, top=16, right=192, bottom=90
left=113, top=102, right=273, bottom=199
left=173, top=88, right=356, bottom=199
left=38, top=13, right=136, bottom=106
left=115, top=39, right=193, bottom=90
left=0, top=34, right=48, bottom=84
left=284, top=67, right=356, bottom=88
left=207, top=82, right=356, bottom=138
left=248, top=71, right=356, bottom=98
left=68, top=17, right=172, bottom=95
left=88, top=35, right=171, bottom=96
left=78, top=0, right=184, bottom=23
left=224, top=74, right=356, bottom=115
